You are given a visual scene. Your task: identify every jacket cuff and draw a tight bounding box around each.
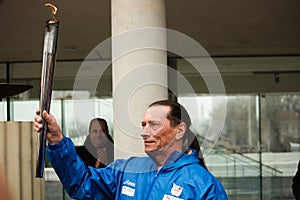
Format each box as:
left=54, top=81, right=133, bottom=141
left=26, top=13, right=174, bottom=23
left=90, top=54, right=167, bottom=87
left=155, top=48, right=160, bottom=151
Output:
left=48, top=136, right=68, bottom=150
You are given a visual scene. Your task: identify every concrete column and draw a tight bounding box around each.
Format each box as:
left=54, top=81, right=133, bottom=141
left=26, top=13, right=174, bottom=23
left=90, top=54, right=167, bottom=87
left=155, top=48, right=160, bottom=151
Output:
left=111, top=0, right=168, bottom=158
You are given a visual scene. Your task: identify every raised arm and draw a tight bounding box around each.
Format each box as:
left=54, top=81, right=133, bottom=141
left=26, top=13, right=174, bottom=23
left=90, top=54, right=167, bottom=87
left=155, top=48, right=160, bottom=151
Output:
left=34, top=109, right=117, bottom=199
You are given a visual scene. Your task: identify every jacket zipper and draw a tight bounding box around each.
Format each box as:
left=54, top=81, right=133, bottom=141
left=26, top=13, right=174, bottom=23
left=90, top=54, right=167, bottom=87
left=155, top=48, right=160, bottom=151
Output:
left=145, top=169, right=161, bottom=199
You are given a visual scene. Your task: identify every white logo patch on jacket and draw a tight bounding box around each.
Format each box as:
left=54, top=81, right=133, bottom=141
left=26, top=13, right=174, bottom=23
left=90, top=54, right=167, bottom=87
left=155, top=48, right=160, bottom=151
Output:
left=162, top=194, right=183, bottom=200
left=121, top=180, right=136, bottom=197
left=121, top=186, right=135, bottom=197
left=170, top=183, right=183, bottom=196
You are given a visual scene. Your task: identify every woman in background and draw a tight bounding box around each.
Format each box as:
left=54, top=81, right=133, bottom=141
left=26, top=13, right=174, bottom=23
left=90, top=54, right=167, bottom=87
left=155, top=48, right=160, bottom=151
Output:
left=76, top=118, right=114, bottom=168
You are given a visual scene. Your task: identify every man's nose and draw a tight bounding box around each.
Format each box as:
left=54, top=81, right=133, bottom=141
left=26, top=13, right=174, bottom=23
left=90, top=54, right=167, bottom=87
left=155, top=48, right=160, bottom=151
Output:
left=140, top=126, right=151, bottom=138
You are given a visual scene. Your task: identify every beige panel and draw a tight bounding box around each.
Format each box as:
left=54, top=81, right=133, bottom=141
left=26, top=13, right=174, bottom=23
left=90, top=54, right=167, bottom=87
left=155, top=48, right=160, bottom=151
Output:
left=21, top=122, right=33, bottom=200
left=0, top=122, right=45, bottom=200
left=6, top=122, right=21, bottom=200
left=32, top=126, right=45, bottom=200
left=0, top=122, right=6, bottom=169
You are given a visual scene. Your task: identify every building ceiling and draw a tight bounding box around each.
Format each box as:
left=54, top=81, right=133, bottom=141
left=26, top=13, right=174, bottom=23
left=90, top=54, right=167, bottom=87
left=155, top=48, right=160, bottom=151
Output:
left=0, top=0, right=299, bottom=62
left=0, top=0, right=300, bottom=95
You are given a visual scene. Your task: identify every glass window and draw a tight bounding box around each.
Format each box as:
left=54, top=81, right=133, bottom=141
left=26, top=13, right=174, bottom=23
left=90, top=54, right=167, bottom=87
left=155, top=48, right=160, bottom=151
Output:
left=62, top=98, right=113, bottom=146
left=179, top=95, right=299, bottom=199
left=0, top=101, right=6, bottom=121
left=0, top=63, right=6, bottom=80
left=261, top=94, right=300, bottom=153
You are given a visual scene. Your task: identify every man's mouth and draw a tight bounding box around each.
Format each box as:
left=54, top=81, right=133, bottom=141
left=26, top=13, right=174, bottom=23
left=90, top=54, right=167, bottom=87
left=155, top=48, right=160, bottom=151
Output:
left=144, top=140, right=155, bottom=145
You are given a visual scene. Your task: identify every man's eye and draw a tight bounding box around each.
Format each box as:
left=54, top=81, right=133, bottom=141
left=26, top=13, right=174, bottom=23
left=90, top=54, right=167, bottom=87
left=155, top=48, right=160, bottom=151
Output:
left=150, top=122, right=159, bottom=127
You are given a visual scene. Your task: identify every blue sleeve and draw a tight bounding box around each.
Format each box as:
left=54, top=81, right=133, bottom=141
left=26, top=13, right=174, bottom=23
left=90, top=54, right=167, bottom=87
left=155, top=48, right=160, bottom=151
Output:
left=186, top=165, right=228, bottom=200
left=198, top=171, right=228, bottom=200
left=207, top=180, right=228, bottom=200
left=47, top=137, right=117, bottom=199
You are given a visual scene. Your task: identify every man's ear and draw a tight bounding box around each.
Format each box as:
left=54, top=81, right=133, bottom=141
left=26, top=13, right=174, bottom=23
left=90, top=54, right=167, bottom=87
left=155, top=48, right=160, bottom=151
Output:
left=175, top=122, right=186, bottom=140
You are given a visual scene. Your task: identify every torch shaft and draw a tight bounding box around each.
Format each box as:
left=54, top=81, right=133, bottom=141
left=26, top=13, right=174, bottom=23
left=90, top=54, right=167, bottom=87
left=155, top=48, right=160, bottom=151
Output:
left=36, top=21, right=59, bottom=178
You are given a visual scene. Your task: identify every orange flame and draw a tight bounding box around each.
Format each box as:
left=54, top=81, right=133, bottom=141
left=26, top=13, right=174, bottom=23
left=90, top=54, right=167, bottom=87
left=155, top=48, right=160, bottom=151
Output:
left=45, top=3, right=58, bottom=22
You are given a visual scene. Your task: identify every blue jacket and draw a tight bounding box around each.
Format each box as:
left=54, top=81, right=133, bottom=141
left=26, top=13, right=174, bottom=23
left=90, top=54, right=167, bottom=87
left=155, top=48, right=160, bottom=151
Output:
left=48, top=137, right=228, bottom=200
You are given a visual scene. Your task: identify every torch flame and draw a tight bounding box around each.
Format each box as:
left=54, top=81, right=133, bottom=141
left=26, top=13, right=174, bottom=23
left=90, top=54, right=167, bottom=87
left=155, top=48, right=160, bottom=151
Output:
left=45, top=3, right=58, bottom=22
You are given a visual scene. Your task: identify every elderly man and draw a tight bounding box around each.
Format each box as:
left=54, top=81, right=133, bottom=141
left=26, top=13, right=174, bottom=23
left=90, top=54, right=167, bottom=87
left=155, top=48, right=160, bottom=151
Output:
left=34, top=100, right=227, bottom=199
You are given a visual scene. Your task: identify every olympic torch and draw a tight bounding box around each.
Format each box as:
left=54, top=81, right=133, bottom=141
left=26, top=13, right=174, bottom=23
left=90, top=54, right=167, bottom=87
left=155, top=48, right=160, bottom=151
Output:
left=36, top=3, right=59, bottom=178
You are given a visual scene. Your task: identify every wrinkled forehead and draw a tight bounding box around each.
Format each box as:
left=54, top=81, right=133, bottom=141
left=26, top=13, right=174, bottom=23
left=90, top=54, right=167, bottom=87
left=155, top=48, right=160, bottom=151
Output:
left=144, top=105, right=170, bottom=121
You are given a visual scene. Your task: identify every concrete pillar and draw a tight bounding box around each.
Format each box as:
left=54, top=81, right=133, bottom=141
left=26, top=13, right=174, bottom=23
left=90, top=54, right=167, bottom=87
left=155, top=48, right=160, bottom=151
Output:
left=0, top=122, right=45, bottom=200
left=111, top=0, right=168, bottom=158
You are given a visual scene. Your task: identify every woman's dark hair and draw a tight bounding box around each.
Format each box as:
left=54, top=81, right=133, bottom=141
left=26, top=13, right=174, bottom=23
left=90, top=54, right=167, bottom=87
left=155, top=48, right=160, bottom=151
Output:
left=89, top=118, right=114, bottom=143
left=149, top=100, right=207, bottom=169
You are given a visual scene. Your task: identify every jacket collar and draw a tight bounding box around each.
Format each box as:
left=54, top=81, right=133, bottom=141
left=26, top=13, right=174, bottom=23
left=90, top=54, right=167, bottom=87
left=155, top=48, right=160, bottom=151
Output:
left=158, top=149, right=200, bottom=171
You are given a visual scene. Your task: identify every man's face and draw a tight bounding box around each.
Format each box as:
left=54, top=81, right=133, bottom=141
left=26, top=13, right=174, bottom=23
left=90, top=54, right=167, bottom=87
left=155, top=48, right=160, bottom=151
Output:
left=141, top=105, right=178, bottom=154
left=89, top=120, right=108, bottom=148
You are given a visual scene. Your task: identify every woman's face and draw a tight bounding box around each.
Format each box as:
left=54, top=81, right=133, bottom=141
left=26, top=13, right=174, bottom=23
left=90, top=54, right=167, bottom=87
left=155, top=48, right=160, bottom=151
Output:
left=89, top=120, right=108, bottom=148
